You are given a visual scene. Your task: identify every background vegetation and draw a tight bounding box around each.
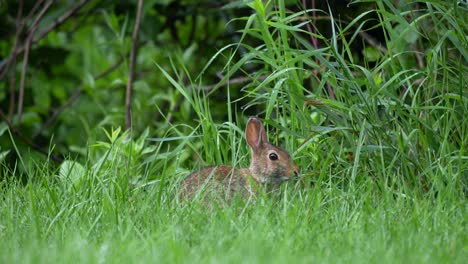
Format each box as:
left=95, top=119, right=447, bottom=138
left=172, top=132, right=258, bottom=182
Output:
left=0, top=0, right=466, bottom=263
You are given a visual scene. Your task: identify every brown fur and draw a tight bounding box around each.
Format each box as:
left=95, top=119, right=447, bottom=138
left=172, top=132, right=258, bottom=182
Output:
left=179, top=117, right=299, bottom=202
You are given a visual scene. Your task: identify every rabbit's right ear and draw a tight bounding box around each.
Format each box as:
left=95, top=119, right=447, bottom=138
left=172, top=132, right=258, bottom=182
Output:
left=246, top=117, right=267, bottom=150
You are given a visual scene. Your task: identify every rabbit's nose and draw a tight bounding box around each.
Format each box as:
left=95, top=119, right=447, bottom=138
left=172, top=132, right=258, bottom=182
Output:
left=293, top=164, right=300, bottom=176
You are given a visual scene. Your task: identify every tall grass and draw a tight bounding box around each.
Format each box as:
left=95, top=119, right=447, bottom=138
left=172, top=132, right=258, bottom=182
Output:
left=1, top=0, right=466, bottom=263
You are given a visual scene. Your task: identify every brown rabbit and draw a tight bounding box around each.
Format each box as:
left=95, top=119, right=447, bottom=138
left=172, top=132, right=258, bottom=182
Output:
left=180, top=117, right=299, bottom=202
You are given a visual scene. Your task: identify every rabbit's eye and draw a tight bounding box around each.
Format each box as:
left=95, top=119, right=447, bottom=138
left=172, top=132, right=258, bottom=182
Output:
left=269, top=153, right=278, bottom=161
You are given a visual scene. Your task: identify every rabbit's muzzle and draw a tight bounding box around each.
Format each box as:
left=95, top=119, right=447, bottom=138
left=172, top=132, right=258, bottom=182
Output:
left=264, top=163, right=300, bottom=184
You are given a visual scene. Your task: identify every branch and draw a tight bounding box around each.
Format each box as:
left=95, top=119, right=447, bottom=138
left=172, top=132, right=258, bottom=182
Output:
left=8, top=0, right=24, bottom=120
left=33, top=57, right=125, bottom=138
left=0, top=0, right=44, bottom=81
left=302, top=0, right=319, bottom=51
left=0, top=0, right=90, bottom=81
left=34, top=0, right=90, bottom=45
left=125, top=0, right=144, bottom=130
left=302, top=0, right=335, bottom=99
left=17, top=0, right=54, bottom=124
left=1, top=54, right=122, bottom=164
left=0, top=110, right=63, bottom=163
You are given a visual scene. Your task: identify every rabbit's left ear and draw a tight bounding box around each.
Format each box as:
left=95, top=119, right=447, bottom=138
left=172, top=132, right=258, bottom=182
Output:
left=246, top=117, right=268, bottom=150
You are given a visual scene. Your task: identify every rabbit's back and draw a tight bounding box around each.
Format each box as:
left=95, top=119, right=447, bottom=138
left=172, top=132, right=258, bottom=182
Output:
left=180, top=166, right=254, bottom=201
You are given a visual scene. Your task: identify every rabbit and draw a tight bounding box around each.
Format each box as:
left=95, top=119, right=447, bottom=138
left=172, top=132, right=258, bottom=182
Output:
left=180, top=117, right=299, bottom=202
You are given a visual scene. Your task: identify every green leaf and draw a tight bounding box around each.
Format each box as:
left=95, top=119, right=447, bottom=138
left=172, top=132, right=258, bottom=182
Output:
left=58, top=160, right=86, bottom=188
left=0, top=123, right=7, bottom=137
left=404, top=25, right=419, bottom=44
left=363, top=46, right=382, bottom=62
left=0, top=150, right=9, bottom=162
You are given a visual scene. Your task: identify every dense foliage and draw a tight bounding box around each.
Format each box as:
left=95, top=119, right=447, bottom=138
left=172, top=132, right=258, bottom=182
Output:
left=0, top=0, right=466, bottom=262
left=1, top=0, right=248, bottom=164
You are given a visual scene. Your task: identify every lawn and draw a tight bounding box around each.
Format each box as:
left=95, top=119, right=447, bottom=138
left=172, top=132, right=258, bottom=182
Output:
left=0, top=156, right=466, bottom=263
left=0, top=0, right=466, bottom=263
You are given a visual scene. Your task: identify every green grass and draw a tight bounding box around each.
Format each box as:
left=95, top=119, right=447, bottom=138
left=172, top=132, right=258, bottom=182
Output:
left=0, top=166, right=466, bottom=263
left=1, top=0, right=467, bottom=263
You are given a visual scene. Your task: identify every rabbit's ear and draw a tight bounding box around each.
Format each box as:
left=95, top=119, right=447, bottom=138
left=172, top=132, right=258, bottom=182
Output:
left=246, top=117, right=268, bottom=150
